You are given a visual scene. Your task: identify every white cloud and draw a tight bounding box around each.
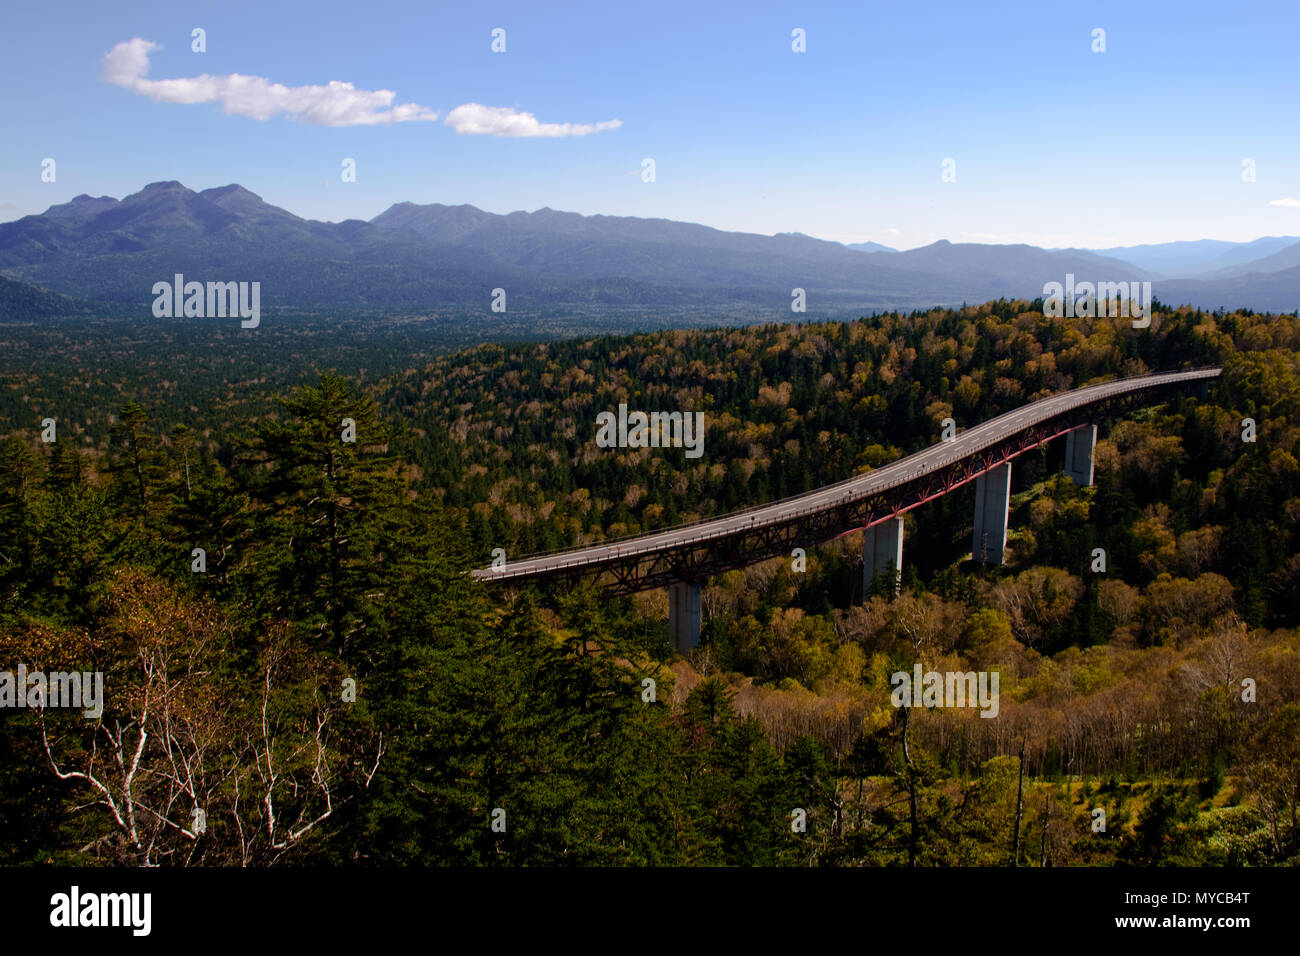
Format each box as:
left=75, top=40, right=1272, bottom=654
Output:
left=101, top=38, right=438, bottom=126
left=1268, top=197, right=1300, bottom=208
left=444, top=103, right=621, bottom=137
left=884, top=227, right=902, bottom=236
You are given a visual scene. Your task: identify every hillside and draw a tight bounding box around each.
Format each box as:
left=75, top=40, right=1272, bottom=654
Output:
left=0, top=273, right=95, bottom=320
left=1155, top=264, right=1300, bottom=313
left=2, top=297, right=1299, bottom=867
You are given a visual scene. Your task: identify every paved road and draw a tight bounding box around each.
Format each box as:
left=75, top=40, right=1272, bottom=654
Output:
left=473, top=368, right=1221, bottom=583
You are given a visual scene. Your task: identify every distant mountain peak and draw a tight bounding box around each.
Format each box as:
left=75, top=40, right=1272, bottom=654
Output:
left=56, top=193, right=117, bottom=208
left=845, top=240, right=898, bottom=254
left=140, top=180, right=189, bottom=193
left=41, top=192, right=121, bottom=221
left=199, top=184, right=261, bottom=200
left=515, top=206, right=578, bottom=220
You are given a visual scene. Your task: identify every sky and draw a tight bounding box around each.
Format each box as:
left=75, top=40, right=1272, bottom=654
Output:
left=2, top=0, right=1298, bottom=250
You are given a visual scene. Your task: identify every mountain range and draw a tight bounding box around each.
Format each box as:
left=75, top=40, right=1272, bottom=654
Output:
left=0, top=181, right=1296, bottom=318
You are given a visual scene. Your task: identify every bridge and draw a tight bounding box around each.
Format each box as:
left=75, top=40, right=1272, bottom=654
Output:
left=473, top=367, right=1221, bottom=651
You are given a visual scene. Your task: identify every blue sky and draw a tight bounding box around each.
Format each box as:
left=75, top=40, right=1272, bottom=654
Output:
left=2, top=0, right=1298, bottom=249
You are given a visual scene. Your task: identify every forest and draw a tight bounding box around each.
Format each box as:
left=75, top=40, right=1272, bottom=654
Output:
left=1, top=298, right=1299, bottom=866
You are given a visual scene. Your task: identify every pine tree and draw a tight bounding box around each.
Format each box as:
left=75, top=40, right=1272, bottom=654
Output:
left=109, top=400, right=159, bottom=510
left=238, top=374, right=401, bottom=658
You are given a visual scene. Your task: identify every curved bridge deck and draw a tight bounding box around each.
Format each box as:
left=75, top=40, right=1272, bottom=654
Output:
left=473, top=367, right=1220, bottom=595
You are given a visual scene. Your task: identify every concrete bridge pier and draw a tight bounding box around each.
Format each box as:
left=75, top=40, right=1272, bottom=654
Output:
left=668, top=580, right=702, bottom=653
left=863, top=516, right=904, bottom=597
left=1064, top=424, right=1097, bottom=486
left=973, top=462, right=1012, bottom=566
